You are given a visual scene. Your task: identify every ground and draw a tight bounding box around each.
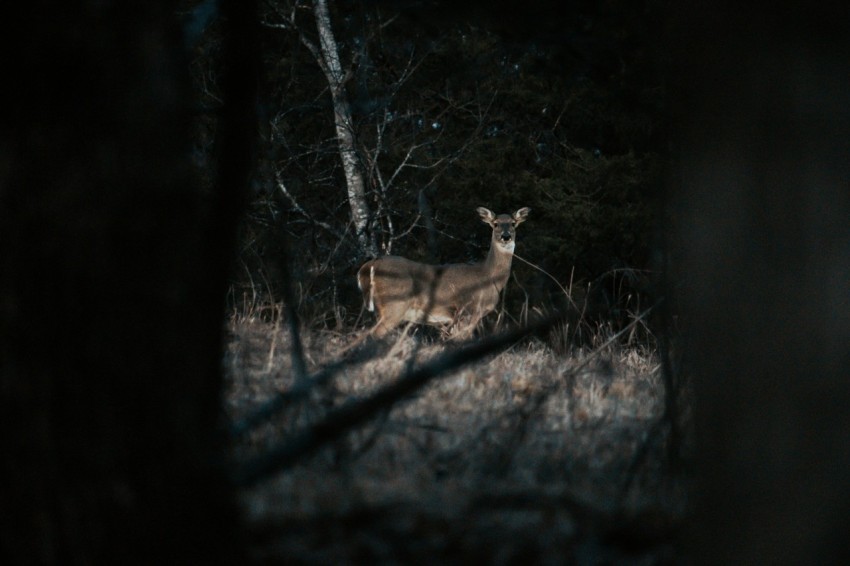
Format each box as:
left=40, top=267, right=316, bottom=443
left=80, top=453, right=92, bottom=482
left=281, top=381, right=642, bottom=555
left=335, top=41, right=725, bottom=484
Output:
left=223, top=320, right=684, bottom=563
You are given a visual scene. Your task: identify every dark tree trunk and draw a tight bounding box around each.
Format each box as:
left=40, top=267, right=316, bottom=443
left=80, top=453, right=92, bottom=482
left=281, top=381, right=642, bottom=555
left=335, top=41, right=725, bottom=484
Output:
left=0, top=1, right=253, bottom=562
left=670, top=3, right=850, bottom=563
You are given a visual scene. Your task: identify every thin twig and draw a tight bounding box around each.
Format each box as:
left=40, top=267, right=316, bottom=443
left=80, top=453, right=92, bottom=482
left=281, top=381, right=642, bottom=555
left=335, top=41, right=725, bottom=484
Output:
left=276, top=172, right=345, bottom=239
left=513, top=252, right=580, bottom=310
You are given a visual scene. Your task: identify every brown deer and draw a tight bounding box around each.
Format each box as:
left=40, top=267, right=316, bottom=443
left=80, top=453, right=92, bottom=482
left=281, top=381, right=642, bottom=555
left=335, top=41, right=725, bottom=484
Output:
left=357, top=207, right=530, bottom=339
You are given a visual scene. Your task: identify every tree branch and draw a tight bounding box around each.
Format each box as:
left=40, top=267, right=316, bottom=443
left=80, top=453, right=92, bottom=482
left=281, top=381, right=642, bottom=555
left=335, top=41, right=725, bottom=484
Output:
left=276, top=171, right=345, bottom=240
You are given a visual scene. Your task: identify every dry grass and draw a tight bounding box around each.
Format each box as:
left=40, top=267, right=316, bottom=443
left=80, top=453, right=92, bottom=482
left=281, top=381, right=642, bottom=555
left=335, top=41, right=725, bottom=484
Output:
left=223, top=320, right=682, bottom=563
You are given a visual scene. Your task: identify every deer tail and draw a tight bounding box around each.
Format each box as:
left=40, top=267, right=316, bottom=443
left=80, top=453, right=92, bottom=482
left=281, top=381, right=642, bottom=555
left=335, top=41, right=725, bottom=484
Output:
left=357, top=262, right=376, bottom=312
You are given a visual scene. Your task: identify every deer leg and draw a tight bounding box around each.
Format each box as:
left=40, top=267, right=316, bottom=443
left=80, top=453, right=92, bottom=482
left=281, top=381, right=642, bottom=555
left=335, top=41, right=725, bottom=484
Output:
left=448, top=308, right=483, bottom=341
left=371, top=303, right=405, bottom=339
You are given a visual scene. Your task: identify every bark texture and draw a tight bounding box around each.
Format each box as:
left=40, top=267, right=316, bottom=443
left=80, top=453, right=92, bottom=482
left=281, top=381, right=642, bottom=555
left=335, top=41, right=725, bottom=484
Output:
left=313, top=0, right=377, bottom=258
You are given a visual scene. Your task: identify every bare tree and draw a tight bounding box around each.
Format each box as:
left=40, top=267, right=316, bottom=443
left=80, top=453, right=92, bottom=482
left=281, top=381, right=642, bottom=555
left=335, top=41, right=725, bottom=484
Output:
left=266, top=0, right=377, bottom=257
left=312, top=0, right=377, bottom=257
left=263, top=1, right=495, bottom=268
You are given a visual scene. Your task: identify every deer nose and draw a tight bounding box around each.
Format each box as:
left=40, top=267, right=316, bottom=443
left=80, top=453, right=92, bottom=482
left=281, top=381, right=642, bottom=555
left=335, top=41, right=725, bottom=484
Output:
left=500, top=232, right=512, bottom=242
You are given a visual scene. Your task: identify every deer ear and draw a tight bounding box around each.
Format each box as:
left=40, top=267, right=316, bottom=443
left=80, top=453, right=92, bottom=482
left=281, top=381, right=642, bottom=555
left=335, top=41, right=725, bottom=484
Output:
left=513, top=207, right=531, bottom=224
left=477, top=207, right=495, bottom=223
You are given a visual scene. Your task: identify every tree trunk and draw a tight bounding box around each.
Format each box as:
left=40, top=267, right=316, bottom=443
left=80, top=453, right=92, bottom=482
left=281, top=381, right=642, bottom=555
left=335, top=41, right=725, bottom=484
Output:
left=0, top=1, right=253, bottom=562
left=671, top=3, right=850, bottom=563
left=312, top=0, right=377, bottom=258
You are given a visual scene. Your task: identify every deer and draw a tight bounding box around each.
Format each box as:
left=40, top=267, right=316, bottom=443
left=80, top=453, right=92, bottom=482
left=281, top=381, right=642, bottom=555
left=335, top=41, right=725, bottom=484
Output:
left=357, top=206, right=530, bottom=340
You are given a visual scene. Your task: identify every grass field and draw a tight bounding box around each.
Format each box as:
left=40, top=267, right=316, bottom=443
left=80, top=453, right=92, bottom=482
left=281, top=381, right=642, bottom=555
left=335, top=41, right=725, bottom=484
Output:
left=224, top=318, right=683, bottom=563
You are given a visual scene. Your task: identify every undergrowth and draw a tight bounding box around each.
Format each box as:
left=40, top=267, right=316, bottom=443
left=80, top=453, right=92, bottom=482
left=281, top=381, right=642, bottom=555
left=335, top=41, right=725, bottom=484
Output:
left=223, top=311, right=682, bottom=563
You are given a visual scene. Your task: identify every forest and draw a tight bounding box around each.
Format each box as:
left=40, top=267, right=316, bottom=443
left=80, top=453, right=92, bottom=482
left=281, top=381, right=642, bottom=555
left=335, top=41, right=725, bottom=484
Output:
left=202, top=0, right=665, bottom=332
left=2, top=0, right=849, bottom=564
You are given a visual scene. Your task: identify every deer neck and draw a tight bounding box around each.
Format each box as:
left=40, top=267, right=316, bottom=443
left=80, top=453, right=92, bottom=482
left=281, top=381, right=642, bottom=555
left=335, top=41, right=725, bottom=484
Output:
left=483, top=239, right=515, bottom=287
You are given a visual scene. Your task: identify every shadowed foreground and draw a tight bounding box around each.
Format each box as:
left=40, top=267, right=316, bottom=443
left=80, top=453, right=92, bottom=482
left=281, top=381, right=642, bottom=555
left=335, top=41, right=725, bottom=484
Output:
left=224, top=322, right=681, bottom=562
